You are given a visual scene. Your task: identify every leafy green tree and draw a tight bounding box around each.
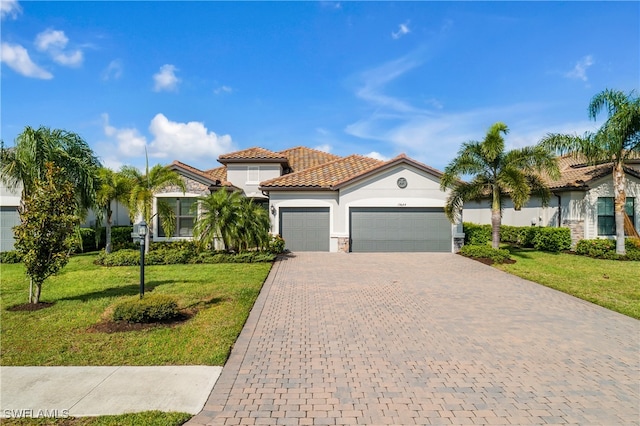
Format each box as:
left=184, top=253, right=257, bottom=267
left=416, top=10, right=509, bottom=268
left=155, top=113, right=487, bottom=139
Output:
left=122, top=163, right=186, bottom=253
left=441, top=122, right=559, bottom=248
left=96, top=167, right=133, bottom=253
left=193, top=189, right=243, bottom=251
left=14, top=163, right=80, bottom=304
left=0, top=126, right=101, bottom=214
left=541, top=89, right=640, bottom=255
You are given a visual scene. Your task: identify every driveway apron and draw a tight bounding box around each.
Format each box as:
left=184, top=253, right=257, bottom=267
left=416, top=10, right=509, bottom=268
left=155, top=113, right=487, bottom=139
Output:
left=188, top=253, right=639, bottom=425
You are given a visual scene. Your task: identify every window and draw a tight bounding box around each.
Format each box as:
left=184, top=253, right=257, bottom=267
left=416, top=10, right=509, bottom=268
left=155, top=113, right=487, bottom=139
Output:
left=247, top=166, right=260, bottom=183
left=158, top=197, right=196, bottom=237
left=597, top=197, right=635, bottom=236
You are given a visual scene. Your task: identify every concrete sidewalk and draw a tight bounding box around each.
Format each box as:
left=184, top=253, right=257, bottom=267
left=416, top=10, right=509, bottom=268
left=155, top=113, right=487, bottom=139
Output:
left=0, top=366, right=221, bottom=418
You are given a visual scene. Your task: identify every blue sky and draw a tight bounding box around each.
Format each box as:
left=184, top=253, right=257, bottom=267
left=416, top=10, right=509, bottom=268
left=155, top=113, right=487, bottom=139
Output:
left=1, top=1, right=638, bottom=172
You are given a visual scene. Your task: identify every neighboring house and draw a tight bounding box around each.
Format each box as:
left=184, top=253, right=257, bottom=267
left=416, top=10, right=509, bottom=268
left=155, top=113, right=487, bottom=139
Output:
left=0, top=181, right=130, bottom=252
left=157, top=146, right=463, bottom=253
left=463, top=155, right=640, bottom=246
left=0, top=181, right=22, bottom=252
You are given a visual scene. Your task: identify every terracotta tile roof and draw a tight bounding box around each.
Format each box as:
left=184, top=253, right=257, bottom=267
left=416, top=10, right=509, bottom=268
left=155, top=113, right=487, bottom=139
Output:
left=545, top=154, right=640, bottom=190
left=260, top=155, right=383, bottom=189
left=218, top=147, right=288, bottom=163
left=170, top=161, right=234, bottom=187
left=278, top=146, right=341, bottom=172
left=205, top=166, right=231, bottom=185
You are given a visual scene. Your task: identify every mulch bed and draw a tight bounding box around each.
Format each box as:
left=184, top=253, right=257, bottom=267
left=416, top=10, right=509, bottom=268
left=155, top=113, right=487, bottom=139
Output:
left=6, top=302, right=55, bottom=311
left=87, top=311, right=194, bottom=333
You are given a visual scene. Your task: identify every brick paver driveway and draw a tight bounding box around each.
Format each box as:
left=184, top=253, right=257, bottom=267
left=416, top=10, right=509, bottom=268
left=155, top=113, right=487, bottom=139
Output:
left=189, top=253, right=639, bottom=425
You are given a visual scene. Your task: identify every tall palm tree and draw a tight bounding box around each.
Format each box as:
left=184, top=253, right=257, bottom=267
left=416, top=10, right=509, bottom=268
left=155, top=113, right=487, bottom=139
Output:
left=96, top=167, right=133, bottom=253
left=0, top=126, right=101, bottom=214
left=123, top=163, right=186, bottom=252
left=441, top=122, right=559, bottom=248
left=193, top=189, right=243, bottom=251
left=541, top=89, right=640, bottom=255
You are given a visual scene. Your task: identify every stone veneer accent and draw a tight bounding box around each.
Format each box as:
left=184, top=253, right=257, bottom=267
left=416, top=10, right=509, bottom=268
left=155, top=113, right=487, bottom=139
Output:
left=564, top=219, right=584, bottom=248
left=337, top=237, right=350, bottom=253
left=157, top=176, right=210, bottom=195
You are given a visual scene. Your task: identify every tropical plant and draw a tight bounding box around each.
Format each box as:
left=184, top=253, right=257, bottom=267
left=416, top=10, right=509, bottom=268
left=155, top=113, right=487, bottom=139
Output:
left=122, top=163, right=186, bottom=253
left=440, top=122, right=559, bottom=248
left=0, top=126, right=101, bottom=214
left=193, top=189, right=243, bottom=251
left=540, top=89, right=640, bottom=255
left=96, top=167, right=133, bottom=253
left=236, top=198, right=271, bottom=251
left=13, top=163, right=79, bottom=303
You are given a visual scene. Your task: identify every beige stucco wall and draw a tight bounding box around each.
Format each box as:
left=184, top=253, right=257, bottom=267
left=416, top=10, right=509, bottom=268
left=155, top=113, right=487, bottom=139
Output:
left=226, top=164, right=281, bottom=199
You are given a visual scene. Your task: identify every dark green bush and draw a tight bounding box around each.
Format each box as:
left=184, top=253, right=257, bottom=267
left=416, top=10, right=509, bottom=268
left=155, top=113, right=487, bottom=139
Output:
left=463, top=223, right=491, bottom=245
left=459, top=244, right=512, bottom=264
left=500, top=225, right=539, bottom=247
left=110, top=226, right=135, bottom=250
left=95, top=249, right=140, bottom=266
left=575, top=238, right=640, bottom=260
left=268, top=234, right=286, bottom=254
left=532, top=227, right=571, bottom=252
left=0, top=250, right=22, bottom=263
left=112, top=294, right=179, bottom=323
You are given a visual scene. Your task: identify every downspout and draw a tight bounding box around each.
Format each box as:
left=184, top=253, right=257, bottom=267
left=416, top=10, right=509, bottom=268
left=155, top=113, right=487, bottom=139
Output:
left=555, top=193, right=562, bottom=228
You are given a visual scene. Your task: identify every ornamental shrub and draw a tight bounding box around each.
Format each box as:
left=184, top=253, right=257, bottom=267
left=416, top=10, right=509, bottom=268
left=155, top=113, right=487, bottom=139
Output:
left=500, top=225, right=539, bottom=247
left=0, top=250, right=22, bottom=263
left=575, top=239, right=615, bottom=258
left=268, top=234, right=286, bottom=254
left=532, top=227, right=571, bottom=252
left=463, top=223, right=491, bottom=245
left=112, top=294, right=179, bottom=323
left=459, top=244, right=512, bottom=264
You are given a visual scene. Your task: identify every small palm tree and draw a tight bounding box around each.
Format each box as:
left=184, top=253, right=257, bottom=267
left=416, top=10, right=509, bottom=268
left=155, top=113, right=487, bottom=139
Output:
left=193, top=189, right=243, bottom=251
left=236, top=198, right=270, bottom=252
left=96, top=167, right=133, bottom=253
left=541, top=89, right=640, bottom=255
left=123, top=163, right=186, bottom=253
left=441, top=122, right=559, bottom=248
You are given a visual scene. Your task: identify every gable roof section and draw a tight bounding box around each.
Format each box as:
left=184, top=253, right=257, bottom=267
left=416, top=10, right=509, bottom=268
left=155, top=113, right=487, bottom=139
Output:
left=278, top=146, right=341, bottom=172
left=218, top=147, right=288, bottom=164
left=170, top=161, right=234, bottom=188
left=260, top=154, right=383, bottom=190
left=546, top=155, right=640, bottom=190
left=332, top=153, right=445, bottom=189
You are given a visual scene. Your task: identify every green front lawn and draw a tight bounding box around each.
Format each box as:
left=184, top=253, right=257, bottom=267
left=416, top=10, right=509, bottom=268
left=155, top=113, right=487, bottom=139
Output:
left=495, top=248, right=640, bottom=320
left=0, top=253, right=272, bottom=366
left=1, top=411, right=191, bottom=426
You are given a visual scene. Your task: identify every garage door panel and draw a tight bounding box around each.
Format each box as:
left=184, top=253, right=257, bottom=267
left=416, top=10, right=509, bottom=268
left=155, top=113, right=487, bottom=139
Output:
left=350, top=207, right=451, bottom=252
left=280, top=207, right=330, bottom=252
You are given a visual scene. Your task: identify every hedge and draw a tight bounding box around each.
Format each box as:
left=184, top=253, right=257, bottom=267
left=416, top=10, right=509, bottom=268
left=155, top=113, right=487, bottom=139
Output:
left=576, top=238, right=640, bottom=260
left=459, top=244, right=512, bottom=264
left=112, top=294, right=180, bottom=323
left=462, top=223, right=571, bottom=252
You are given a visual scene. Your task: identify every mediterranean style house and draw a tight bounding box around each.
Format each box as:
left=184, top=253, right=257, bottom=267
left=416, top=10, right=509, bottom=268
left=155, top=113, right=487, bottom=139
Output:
left=158, top=146, right=463, bottom=253
left=463, top=155, right=640, bottom=246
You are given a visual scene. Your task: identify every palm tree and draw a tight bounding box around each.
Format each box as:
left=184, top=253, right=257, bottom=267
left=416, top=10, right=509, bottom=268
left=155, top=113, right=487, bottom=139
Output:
left=123, top=163, right=186, bottom=253
left=541, top=89, right=640, bottom=255
left=193, top=189, right=243, bottom=251
left=0, top=126, right=101, bottom=214
left=236, top=198, right=270, bottom=252
left=441, top=122, right=559, bottom=249
left=96, top=167, right=133, bottom=253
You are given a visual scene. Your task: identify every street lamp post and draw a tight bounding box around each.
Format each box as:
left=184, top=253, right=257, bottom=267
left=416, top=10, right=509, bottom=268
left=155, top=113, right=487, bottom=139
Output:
left=138, top=220, right=147, bottom=299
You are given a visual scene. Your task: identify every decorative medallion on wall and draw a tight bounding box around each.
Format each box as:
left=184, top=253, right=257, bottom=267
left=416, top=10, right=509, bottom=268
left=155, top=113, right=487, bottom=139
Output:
left=397, top=177, right=407, bottom=189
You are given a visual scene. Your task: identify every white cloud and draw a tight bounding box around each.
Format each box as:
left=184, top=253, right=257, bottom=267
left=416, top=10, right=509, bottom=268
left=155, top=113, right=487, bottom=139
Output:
left=99, top=113, right=235, bottom=168
left=1, top=0, right=21, bottom=19
left=102, top=59, right=123, bottom=80
left=35, top=29, right=83, bottom=67
left=0, top=42, right=52, bottom=79
left=153, top=64, right=180, bottom=92
left=565, top=55, right=594, bottom=82
left=392, top=21, right=411, bottom=40
left=314, top=144, right=332, bottom=153
left=365, top=151, right=388, bottom=161
left=214, top=85, right=233, bottom=95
